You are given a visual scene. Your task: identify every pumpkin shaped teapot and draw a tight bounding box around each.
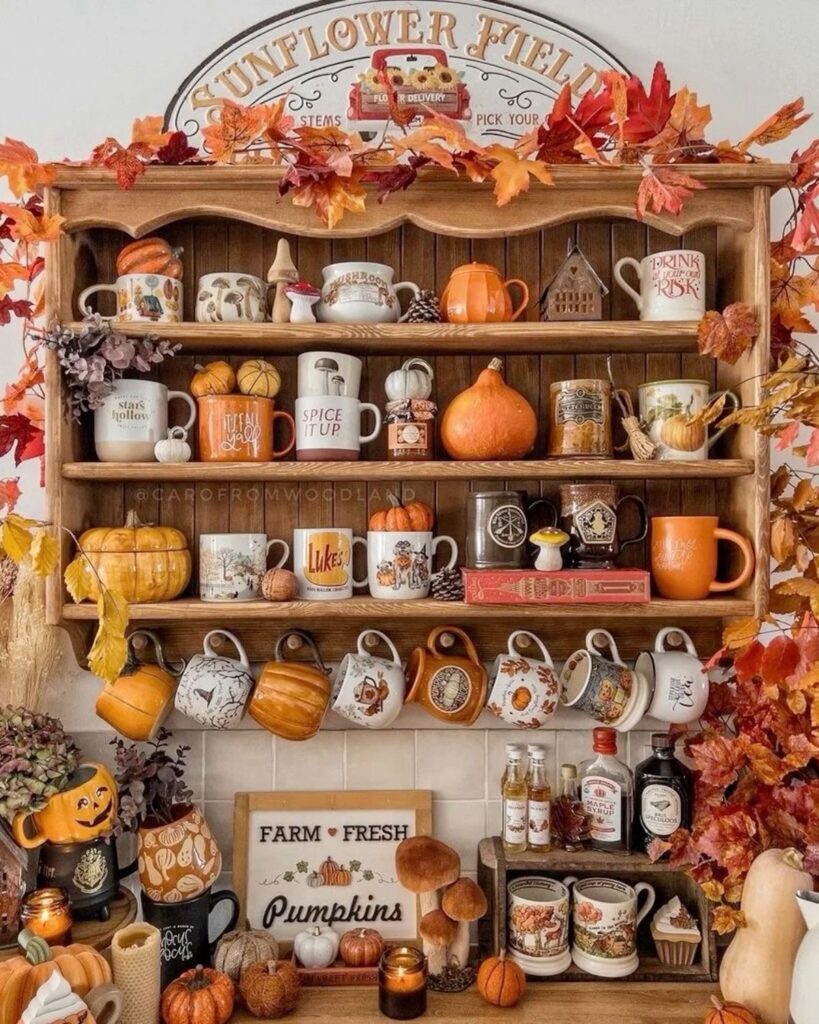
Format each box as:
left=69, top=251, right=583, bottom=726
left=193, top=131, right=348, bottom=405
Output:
left=406, top=626, right=487, bottom=725
left=250, top=629, right=331, bottom=741
left=440, top=263, right=529, bottom=323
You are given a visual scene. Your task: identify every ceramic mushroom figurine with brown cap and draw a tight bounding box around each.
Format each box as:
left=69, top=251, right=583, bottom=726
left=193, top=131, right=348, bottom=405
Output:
left=267, top=239, right=298, bottom=323
left=394, top=836, right=460, bottom=975
left=419, top=909, right=458, bottom=977
left=441, top=877, right=488, bottom=970
left=286, top=282, right=321, bottom=324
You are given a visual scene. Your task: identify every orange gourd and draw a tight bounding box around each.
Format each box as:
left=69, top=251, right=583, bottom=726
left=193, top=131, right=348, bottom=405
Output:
left=116, top=237, right=184, bottom=279
left=440, top=358, right=537, bottom=460
left=661, top=414, right=706, bottom=452
left=249, top=631, right=330, bottom=741
left=368, top=493, right=434, bottom=532
left=704, top=997, right=759, bottom=1024
left=0, top=944, right=111, bottom=1024
left=239, top=960, right=300, bottom=1020
left=191, top=361, right=236, bottom=398
left=476, top=950, right=526, bottom=1008
left=161, top=965, right=234, bottom=1024
left=338, top=928, right=384, bottom=967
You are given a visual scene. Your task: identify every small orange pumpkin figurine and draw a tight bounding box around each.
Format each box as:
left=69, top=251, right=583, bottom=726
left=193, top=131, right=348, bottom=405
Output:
left=704, top=997, right=759, bottom=1024
left=368, top=492, right=434, bottom=532
left=476, top=950, right=526, bottom=1008
left=440, top=263, right=529, bottom=323
left=440, top=358, right=537, bottom=460
left=116, top=237, right=184, bottom=279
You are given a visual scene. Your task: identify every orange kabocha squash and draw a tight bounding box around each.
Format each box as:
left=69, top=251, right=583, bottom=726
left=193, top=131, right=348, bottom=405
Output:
left=249, top=630, right=330, bottom=741
left=368, top=493, right=434, bottom=532
left=116, top=237, right=184, bottom=279
left=440, top=358, right=537, bottom=460
left=160, top=965, right=234, bottom=1024
left=0, top=944, right=111, bottom=1024
left=476, top=950, right=526, bottom=1008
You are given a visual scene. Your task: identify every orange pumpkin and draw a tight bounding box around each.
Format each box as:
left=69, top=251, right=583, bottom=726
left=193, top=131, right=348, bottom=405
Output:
left=191, top=361, right=236, bottom=398
left=511, top=686, right=531, bottom=711
left=440, top=358, right=537, bottom=460
left=338, top=928, right=384, bottom=967
left=12, top=762, right=117, bottom=848
left=0, top=944, right=111, bottom=1024
left=661, top=413, right=706, bottom=452
left=161, top=965, right=234, bottom=1024
left=368, top=493, right=434, bottom=532
left=249, top=630, right=330, bottom=741
left=116, top=237, right=184, bottom=279
left=239, top=960, right=300, bottom=1020
left=704, top=997, right=759, bottom=1024
left=476, top=951, right=526, bottom=1008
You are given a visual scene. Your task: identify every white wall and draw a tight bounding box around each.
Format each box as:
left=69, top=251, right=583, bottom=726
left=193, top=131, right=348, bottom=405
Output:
left=1, top=0, right=817, bottom=880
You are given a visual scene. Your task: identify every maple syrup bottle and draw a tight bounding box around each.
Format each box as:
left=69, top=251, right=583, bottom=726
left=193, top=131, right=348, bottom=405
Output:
left=579, top=727, right=634, bottom=853
left=634, top=733, right=693, bottom=854
left=502, top=747, right=528, bottom=854
left=551, top=764, right=590, bottom=851
left=527, top=746, right=552, bottom=852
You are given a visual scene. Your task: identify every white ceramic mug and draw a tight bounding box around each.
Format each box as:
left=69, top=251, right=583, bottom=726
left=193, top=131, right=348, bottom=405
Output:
left=94, top=379, right=196, bottom=462
left=331, top=629, right=405, bottom=729
left=79, top=274, right=182, bottom=323
left=507, top=877, right=572, bottom=976
left=636, top=627, right=709, bottom=724
left=614, top=250, right=705, bottom=321
left=295, top=395, right=381, bottom=461
left=564, top=876, right=655, bottom=978
left=317, top=262, right=420, bottom=323
left=367, top=531, right=458, bottom=600
left=637, top=379, right=739, bottom=461
left=487, top=630, right=559, bottom=728
left=174, top=630, right=253, bottom=729
left=199, top=533, right=289, bottom=602
left=195, top=272, right=267, bottom=323
left=297, top=351, right=362, bottom=398
left=293, top=527, right=367, bottom=600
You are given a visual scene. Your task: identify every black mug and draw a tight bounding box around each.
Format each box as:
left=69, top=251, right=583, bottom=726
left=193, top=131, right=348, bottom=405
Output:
left=467, top=490, right=555, bottom=569
left=141, top=886, right=239, bottom=988
left=38, top=837, right=137, bottom=921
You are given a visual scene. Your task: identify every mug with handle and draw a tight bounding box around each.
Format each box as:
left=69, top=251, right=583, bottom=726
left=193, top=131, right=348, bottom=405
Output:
left=405, top=625, right=488, bottom=726
left=650, top=515, right=755, bottom=600
left=367, top=530, right=458, bottom=599
left=613, top=250, right=705, bottom=321
left=95, top=379, right=197, bottom=463
left=563, top=875, right=656, bottom=977
left=79, top=274, right=182, bottom=324
left=332, top=628, right=406, bottom=729
left=295, top=395, right=382, bottom=461
left=86, top=983, right=125, bottom=1024
left=636, top=626, right=709, bottom=724
left=174, top=629, right=254, bottom=729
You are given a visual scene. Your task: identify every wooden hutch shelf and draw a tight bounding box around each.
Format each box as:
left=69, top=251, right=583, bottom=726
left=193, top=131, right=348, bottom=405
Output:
left=62, top=458, right=754, bottom=482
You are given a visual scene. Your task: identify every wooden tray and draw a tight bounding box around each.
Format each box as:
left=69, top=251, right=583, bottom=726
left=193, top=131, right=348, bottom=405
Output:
left=290, top=954, right=378, bottom=986
left=476, top=838, right=717, bottom=982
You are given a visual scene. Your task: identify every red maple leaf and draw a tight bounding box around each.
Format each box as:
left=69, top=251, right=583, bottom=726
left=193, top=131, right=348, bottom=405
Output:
left=623, top=62, right=675, bottom=143
left=155, top=131, right=199, bottom=165
left=734, top=641, right=765, bottom=682
left=760, top=636, right=801, bottom=686
left=691, top=733, right=749, bottom=787
left=0, top=478, right=20, bottom=514
left=793, top=183, right=819, bottom=253
left=534, top=83, right=613, bottom=164
left=0, top=296, right=32, bottom=325
left=90, top=138, right=153, bottom=189
left=0, top=412, right=44, bottom=465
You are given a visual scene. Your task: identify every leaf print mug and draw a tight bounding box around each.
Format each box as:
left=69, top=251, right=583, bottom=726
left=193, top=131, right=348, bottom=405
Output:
left=79, top=273, right=182, bottom=324
left=560, top=629, right=650, bottom=732
left=173, top=630, right=254, bottom=729
left=487, top=630, right=559, bottom=729
left=564, top=876, right=655, bottom=978
left=507, top=876, right=572, bottom=976
left=614, top=250, right=705, bottom=321
left=331, top=629, right=405, bottom=729
left=199, top=533, right=290, bottom=602
left=650, top=516, right=754, bottom=599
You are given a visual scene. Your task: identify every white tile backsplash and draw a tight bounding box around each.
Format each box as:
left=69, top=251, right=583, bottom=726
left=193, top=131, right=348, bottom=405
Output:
left=345, top=730, right=415, bottom=789
left=431, top=800, right=487, bottom=873
left=415, top=730, right=486, bottom=799
left=274, top=731, right=345, bottom=791
left=205, top=731, right=274, bottom=799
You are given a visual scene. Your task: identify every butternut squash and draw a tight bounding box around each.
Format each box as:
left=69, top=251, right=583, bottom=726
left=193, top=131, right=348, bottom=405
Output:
left=719, top=848, right=813, bottom=1024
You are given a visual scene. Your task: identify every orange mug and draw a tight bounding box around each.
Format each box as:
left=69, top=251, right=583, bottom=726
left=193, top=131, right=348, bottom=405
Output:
left=440, top=263, right=529, bottom=323
left=198, top=395, right=295, bottom=462
left=405, top=625, right=487, bottom=725
left=650, top=516, right=754, bottom=600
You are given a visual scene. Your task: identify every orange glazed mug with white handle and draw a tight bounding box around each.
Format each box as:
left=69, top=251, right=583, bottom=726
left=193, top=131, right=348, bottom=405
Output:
left=650, top=515, right=754, bottom=600
left=440, top=263, right=529, bottom=323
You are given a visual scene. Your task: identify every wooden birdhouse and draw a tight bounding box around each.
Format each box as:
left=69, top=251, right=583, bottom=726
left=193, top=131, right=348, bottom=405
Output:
left=539, top=242, right=608, bottom=321
left=0, top=823, right=29, bottom=944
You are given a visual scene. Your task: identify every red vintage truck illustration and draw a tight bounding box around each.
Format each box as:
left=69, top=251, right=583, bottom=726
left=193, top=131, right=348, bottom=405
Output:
left=347, top=47, right=471, bottom=131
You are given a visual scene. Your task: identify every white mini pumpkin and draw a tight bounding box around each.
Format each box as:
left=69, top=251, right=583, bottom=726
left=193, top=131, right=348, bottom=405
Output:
left=154, top=426, right=192, bottom=463
left=384, top=358, right=434, bottom=401
left=294, top=925, right=339, bottom=968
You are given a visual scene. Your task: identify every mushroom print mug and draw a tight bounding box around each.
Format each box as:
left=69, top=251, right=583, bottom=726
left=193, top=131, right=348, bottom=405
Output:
left=316, top=262, right=420, bottom=323
left=367, top=531, right=458, bottom=600
left=95, top=379, right=196, bottom=462
left=331, top=629, right=405, bottom=729
left=613, top=250, right=705, bottom=321
left=174, top=630, right=254, bottom=729
left=507, top=877, right=572, bottom=976
left=650, top=516, right=755, bottom=599
left=560, top=629, right=650, bottom=732
left=195, top=272, right=268, bottom=323
left=79, top=273, right=182, bottom=324
left=564, top=877, right=656, bottom=978
left=297, top=351, right=363, bottom=398
left=636, top=627, right=710, bottom=724
left=638, top=379, right=739, bottom=460
left=487, top=630, right=559, bottom=728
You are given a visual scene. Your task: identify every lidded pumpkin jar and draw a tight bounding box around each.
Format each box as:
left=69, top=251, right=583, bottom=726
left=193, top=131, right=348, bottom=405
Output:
left=137, top=804, right=222, bottom=903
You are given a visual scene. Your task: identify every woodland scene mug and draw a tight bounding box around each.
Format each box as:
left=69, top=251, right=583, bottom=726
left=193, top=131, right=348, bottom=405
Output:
left=317, top=262, right=420, bottom=323
left=614, top=250, right=705, bottom=321
left=367, top=530, right=458, bottom=600
left=638, top=379, right=739, bottom=460
left=199, top=533, right=290, bottom=602
left=507, top=876, right=572, bottom=975
left=487, top=630, right=559, bottom=729
left=564, top=876, right=656, bottom=978
left=95, top=379, right=196, bottom=462
left=174, top=630, right=254, bottom=729
left=195, top=272, right=268, bottom=323
left=331, top=629, right=405, bottom=729
left=79, top=273, right=182, bottom=323
left=650, top=516, right=755, bottom=599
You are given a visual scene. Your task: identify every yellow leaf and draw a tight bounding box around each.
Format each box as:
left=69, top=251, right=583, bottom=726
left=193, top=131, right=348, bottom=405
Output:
left=100, top=588, right=129, bottom=636
left=88, top=622, right=127, bottom=684
left=700, top=880, right=725, bottom=902
left=29, top=529, right=59, bottom=577
left=64, top=555, right=92, bottom=603
left=722, top=617, right=760, bottom=648
left=485, top=144, right=553, bottom=207
left=1, top=513, right=37, bottom=563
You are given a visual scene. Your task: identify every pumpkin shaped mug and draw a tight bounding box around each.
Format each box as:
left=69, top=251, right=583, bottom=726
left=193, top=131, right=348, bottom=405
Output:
left=250, top=629, right=331, bottom=741
left=405, top=626, right=488, bottom=725
left=441, top=263, right=529, bottom=323
left=13, top=762, right=118, bottom=848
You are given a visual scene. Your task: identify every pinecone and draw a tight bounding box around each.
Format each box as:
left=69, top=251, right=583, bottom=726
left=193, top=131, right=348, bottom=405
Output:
left=0, top=556, right=18, bottom=601
left=430, top=567, right=464, bottom=602
left=405, top=289, right=443, bottom=323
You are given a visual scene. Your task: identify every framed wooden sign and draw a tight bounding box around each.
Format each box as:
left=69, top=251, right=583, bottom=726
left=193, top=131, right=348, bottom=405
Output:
left=233, top=790, right=432, bottom=944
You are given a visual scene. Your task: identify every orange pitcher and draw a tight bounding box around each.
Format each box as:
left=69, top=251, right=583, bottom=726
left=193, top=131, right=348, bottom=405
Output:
left=650, top=516, right=754, bottom=600
left=440, top=263, right=529, bottom=323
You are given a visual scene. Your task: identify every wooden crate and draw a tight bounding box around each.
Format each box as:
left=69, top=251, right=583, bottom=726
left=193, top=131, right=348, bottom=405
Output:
left=477, top=837, right=717, bottom=982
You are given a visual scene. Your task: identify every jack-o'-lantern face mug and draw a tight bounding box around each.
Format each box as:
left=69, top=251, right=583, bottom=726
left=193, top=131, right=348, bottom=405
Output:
left=650, top=516, right=754, bottom=600
left=13, top=762, right=118, bottom=848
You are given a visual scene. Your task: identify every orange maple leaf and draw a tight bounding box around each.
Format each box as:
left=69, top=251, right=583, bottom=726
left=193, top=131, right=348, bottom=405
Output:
left=90, top=138, right=153, bottom=189
left=263, top=97, right=296, bottom=158
left=736, top=98, right=811, bottom=152
left=0, top=204, right=65, bottom=244
left=697, top=302, right=759, bottom=364
left=130, top=115, right=171, bottom=149
left=770, top=258, right=819, bottom=331
left=646, top=87, right=711, bottom=155
left=293, top=126, right=357, bottom=177
left=201, top=101, right=272, bottom=162
left=289, top=170, right=367, bottom=229
left=635, top=165, right=705, bottom=218
left=0, top=262, right=28, bottom=298
left=390, top=112, right=483, bottom=172
left=0, top=478, right=21, bottom=515
left=485, top=144, right=553, bottom=206
left=601, top=70, right=628, bottom=151
left=0, top=139, right=54, bottom=198
left=376, top=68, right=417, bottom=129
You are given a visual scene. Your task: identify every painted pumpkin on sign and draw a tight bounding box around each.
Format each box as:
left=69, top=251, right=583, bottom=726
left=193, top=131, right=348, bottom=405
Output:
left=12, top=763, right=117, bottom=849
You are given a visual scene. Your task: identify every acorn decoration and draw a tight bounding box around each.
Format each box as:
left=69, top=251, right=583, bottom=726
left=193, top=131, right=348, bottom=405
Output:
left=261, top=568, right=299, bottom=602
left=404, top=289, right=443, bottom=324
left=430, top=567, right=464, bottom=602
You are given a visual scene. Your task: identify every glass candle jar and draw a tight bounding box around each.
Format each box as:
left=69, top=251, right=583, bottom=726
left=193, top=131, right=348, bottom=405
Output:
left=378, top=946, right=427, bottom=1019
left=20, top=887, right=73, bottom=945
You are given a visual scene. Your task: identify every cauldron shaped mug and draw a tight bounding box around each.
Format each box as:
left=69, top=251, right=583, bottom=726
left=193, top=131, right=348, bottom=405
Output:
left=13, top=762, right=118, bottom=849
left=405, top=626, right=487, bottom=726
left=560, top=629, right=650, bottom=733
left=487, top=630, right=559, bottom=728
left=332, top=629, right=405, bottom=729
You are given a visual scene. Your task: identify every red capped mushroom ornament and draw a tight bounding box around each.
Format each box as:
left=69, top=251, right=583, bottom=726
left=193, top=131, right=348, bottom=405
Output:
left=286, top=281, right=322, bottom=324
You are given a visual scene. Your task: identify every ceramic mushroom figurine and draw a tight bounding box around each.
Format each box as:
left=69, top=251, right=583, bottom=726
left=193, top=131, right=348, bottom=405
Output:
left=419, top=909, right=458, bottom=977
left=267, top=239, right=298, bottom=323
left=530, top=527, right=569, bottom=571
left=395, top=836, right=460, bottom=977
left=441, top=877, right=488, bottom=970
left=286, top=281, right=322, bottom=323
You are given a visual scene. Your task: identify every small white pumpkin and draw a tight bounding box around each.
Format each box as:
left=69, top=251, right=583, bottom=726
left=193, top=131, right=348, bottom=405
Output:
left=384, top=357, right=434, bottom=401
left=294, top=925, right=339, bottom=968
left=154, top=426, right=192, bottom=463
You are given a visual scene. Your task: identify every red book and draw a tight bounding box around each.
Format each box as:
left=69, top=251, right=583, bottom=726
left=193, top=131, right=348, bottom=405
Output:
left=461, top=568, right=651, bottom=604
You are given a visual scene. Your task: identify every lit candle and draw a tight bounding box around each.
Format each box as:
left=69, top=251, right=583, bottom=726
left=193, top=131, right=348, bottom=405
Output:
left=20, top=888, right=73, bottom=945
left=378, top=946, right=427, bottom=1019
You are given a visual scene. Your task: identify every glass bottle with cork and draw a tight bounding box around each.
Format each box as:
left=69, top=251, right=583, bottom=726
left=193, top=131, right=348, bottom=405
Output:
left=527, top=746, right=551, bottom=851
left=502, top=746, right=528, bottom=853
left=551, top=763, right=590, bottom=851
left=579, top=727, right=633, bottom=853
left=634, top=733, right=693, bottom=854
